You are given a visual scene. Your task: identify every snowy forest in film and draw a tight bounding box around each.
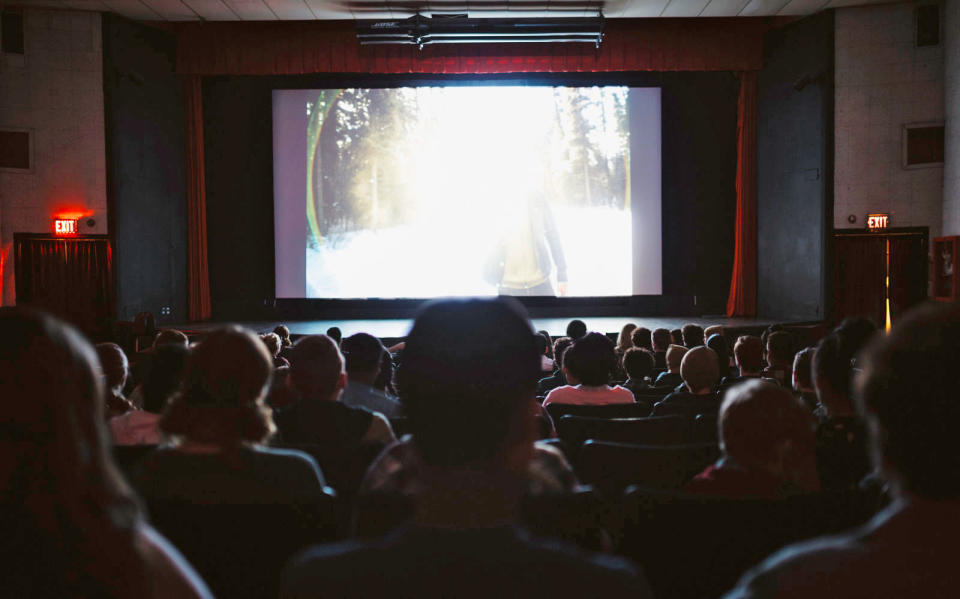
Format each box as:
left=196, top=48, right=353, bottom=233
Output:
left=303, top=86, right=632, bottom=299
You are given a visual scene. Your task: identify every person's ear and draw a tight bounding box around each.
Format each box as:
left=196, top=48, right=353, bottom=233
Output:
left=336, top=371, right=347, bottom=392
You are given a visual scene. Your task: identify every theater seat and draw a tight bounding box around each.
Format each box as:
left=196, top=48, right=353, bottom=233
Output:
left=619, top=487, right=872, bottom=599
left=545, top=402, right=650, bottom=422
left=147, top=494, right=340, bottom=599
left=112, top=444, right=157, bottom=479
left=557, top=415, right=691, bottom=450
left=693, top=413, right=719, bottom=443
left=575, top=441, right=719, bottom=494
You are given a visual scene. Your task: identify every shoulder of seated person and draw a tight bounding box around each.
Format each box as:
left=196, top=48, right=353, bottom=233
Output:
left=137, top=523, right=214, bottom=599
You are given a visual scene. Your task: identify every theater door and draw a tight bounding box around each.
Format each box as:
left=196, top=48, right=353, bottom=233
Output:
left=14, top=234, right=114, bottom=336
left=833, top=228, right=927, bottom=328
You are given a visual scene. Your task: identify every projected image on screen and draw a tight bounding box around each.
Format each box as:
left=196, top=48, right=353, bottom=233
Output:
left=273, top=85, right=662, bottom=299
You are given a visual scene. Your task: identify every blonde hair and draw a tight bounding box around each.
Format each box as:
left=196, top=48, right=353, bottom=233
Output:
left=616, top=323, right=637, bottom=353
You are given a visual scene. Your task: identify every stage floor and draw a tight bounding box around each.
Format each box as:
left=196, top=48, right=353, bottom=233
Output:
left=171, top=316, right=792, bottom=339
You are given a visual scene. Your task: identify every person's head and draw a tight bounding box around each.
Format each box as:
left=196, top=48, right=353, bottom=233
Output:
left=397, top=298, right=541, bottom=471
left=761, top=324, right=784, bottom=362
left=631, top=327, right=652, bottom=351
left=766, top=331, right=795, bottom=368
left=153, top=328, right=188, bottom=350
left=703, top=325, right=724, bottom=340
left=733, top=335, right=764, bottom=375
left=325, top=326, right=342, bottom=345
left=857, top=302, right=960, bottom=499
left=373, top=349, right=396, bottom=395
left=720, top=380, right=816, bottom=483
left=552, top=336, right=574, bottom=371
left=142, top=344, right=190, bottom=415
left=617, top=323, right=637, bottom=353
left=288, top=334, right=347, bottom=400
left=562, top=332, right=617, bottom=386
left=537, top=330, right=553, bottom=357
left=792, top=347, right=816, bottom=393
left=95, top=342, right=128, bottom=394
left=273, top=324, right=292, bottom=347
left=665, top=344, right=688, bottom=373
left=260, top=332, right=282, bottom=358
left=622, top=347, right=655, bottom=381
left=671, top=328, right=683, bottom=345
left=834, top=316, right=878, bottom=363
left=651, top=328, right=672, bottom=352
left=341, top=332, right=386, bottom=383
left=812, top=333, right=854, bottom=414
left=534, top=333, right=550, bottom=357
left=566, top=319, right=587, bottom=340
left=160, top=326, right=276, bottom=446
left=680, top=346, right=720, bottom=394
left=681, top=324, right=705, bottom=348
left=1, top=308, right=146, bottom=594
left=706, top=333, right=730, bottom=370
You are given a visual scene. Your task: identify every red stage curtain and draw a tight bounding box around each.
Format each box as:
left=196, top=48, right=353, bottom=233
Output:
left=185, top=75, right=212, bottom=321
left=175, top=18, right=767, bottom=76
left=726, top=71, right=758, bottom=318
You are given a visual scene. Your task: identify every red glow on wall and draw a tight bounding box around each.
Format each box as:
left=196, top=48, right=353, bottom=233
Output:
left=54, top=219, right=78, bottom=236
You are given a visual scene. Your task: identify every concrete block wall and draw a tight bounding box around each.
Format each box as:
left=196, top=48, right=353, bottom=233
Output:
left=0, top=9, right=107, bottom=306
left=834, top=2, right=945, bottom=237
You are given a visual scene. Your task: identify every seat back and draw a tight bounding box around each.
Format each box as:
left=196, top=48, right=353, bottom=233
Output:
left=147, top=496, right=339, bottom=599
left=693, top=412, right=719, bottom=443
left=619, top=487, right=868, bottom=599
left=557, top=415, right=691, bottom=450
left=576, top=441, right=719, bottom=494
left=112, top=444, right=157, bottom=479
left=545, top=402, right=649, bottom=422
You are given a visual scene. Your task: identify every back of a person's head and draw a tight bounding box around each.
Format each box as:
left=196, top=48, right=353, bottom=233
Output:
left=680, top=346, right=719, bottom=393
left=706, top=334, right=729, bottom=370
left=761, top=323, right=785, bottom=347
left=623, top=347, right=655, bottom=380
left=671, top=328, right=683, bottom=345
left=397, top=298, right=540, bottom=468
left=720, top=379, right=814, bottom=472
left=617, top=323, right=637, bottom=352
left=734, top=335, right=763, bottom=374
left=153, top=328, right=188, bottom=350
left=537, top=330, right=553, bottom=355
left=792, top=347, right=816, bottom=392
left=260, top=332, right=282, bottom=358
left=766, top=331, right=796, bottom=366
left=325, top=326, right=343, bottom=345
left=681, top=324, right=705, bottom=348
left=563, top=332, right=617, bottom=386
left=0, top=308, right=145, bottom=595
left=858, top=302, right=960, bottom=499
left=651, top=328, right=672, bottom=351
left=665, top=344, right=688, bottom=371
left=553, top=336, right=574, bottom=370
left=273, top=324, right=292, bottom=346
left=534, top=333, right=550, bottom=355
left=341, top=332, right=385, bottom=374
left=288, top=334, right=344, bottom=398
left=703, top=325, right=724, bottom=339
left=161, top=326, right=275, bottom=445
left=835, top=316, right=878, bottom=360
left=142, top=344, right=190, bottom=415
left=812, top=333, right=852, bottom=399
left=631, top=326, right=652, bottom=351
left=95, top=342, right=128, bottom=392
left=566, top=319, right=587, bottom=340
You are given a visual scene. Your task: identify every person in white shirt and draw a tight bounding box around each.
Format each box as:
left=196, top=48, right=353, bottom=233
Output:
left=111, top=344, right=189, bottom=446
left=543, top=332, right=635, bottom=407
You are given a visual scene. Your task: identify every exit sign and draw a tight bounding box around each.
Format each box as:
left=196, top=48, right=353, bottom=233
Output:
left=867, top=213, right=889, bottom=231
left=53, top=219, right=77, bottom=236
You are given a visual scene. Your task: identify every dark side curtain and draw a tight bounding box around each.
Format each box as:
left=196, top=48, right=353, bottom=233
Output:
left=185, top=75, right=212, bottom=321
left=726, top=71, right=758, bottom=317
left=14, top=236, right=114, bottom=335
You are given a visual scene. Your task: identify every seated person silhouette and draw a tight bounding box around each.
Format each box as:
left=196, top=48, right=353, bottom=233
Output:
left=280, top=298, right=651, bottom=598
